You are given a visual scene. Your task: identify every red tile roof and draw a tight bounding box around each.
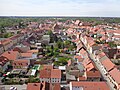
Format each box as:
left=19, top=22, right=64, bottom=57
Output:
left=40, top=69, right=61, bottom=79
left=51, top=69, right=61, bottom=78
left=71, top=81, right=110, bottom=90
left=50, top=83, right=61, bottom=90
left=43, top=65, right=53, bottom=70
left=13, top=59, right=29, bottom=68
left=78, top=76, right=87, bottom=81
left=82, top=58, right=91, bottom=67
left=40, top=69, right=51, bottom=78
left=27, top=83, right=41, bottom=90
left=0, top=39, right=12, bottom=45
left=109, top=68, right=120, bottom=84
left=0, top=56, right=9, bottom=66
left=86, top=71, right=101, bottom=78
left=21, top=53, right=32, bottom=58
left=101, top=58, right=115, bottom=71
left=1, top=51, right=20, bottom=61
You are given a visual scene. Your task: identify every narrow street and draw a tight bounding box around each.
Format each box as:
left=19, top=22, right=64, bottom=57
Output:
left=80, top=40, right=114, bottom=90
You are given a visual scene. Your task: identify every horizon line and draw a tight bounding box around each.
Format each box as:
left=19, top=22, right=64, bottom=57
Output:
left=0, top=16, right=120, bottom=18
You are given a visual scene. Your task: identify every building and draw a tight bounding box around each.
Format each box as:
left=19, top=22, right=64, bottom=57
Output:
left=0, top=39, right=13, bottom=51
left=1, top=51, right=21, bottom=61
left=40, top=69, right=61, bottom=83
left=0, top=44, right=4, bottom=55
left=27, top=82, right=60, bottom=90
left=0, top=56, right=10, bottom=72
left=12, top=59, right=30, bottom=69
left=70, top=81, right=110, bottom=90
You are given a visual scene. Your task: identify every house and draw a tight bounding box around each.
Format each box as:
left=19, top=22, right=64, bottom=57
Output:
left=1, top=51, right=21, bottom=61
left=74, top=20, right=80, bottom=26
left=70, top=81, right=110, bottom=90
left=0, top=44, right=4, bottom=55
left=0, top=39, right=13, bottom=51
left=101, top=58, right=115, bottom=72
left=27, top=83, right=43, bottom=90
left=41, top=35, right=50, bottom=45
left=9, top=34, right=19, bottom=45
left=86, top=37, right=95, bottom=53
left=79, top=48, right=88, bottom=59
left=0, top=56, right=10, bottom=72
left=40, top=69, right=61, bottom=83
left=52, top=24, right=61, bottom=33
left=27, top=82, right=61, bottom=90
left=109, top=68, right=120, bottom=90
left=85, top=62, right=101, bottom=81
left=42, top=65, right=53, bottom=70
left=12, top=59, right=30, bottom=69
left=13, top=46, right=30, bottom=53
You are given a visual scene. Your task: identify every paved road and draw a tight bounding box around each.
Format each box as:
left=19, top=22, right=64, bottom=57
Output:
left=1, top=84, right=27, bottom=90
left=80, top=40, right=115, bottom=90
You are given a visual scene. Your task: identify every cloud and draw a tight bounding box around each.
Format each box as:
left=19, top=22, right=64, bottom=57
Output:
left=0, top=0, right=120, bottom=17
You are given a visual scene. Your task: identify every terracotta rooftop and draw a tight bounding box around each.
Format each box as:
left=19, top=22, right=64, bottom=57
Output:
left=109, top=68, right=120, bottom=84
left=86, top=71, right=101, bottom=78
left=21, top=53, right=32, bottom=58
left=1, top=51, right=20, bottom=61
left=0, top=56, right=9, bottom=66
left=27, top=83, right=42, bottom=90
left=40, top=69, right=61, bottom=79
left=51, top=69, right=61, bottom=78
left=49, top=83, right=61, bottom=90
left=43, top=65, right=53, bottom=70
left=101, top=58, right=115, bottom=71
left=0, top=39, right=12, bottom=45
left=71, top=81, right=110, bottom=90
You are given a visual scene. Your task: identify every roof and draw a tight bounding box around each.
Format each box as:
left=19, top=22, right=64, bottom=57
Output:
left=21, top=53, right=32, bottom=58
left=86, top=71, right=101, bottom=78
left=51, top=69, right=61, bottom=78
left=27, top=83, right=41, bottom=90
left=74, top=55, right=82, bottom=60
left=49, top=83, right=61, bottom=90
left=40, top=69, right=51, bottom=78
left=1, top=51, right=20, bottom=61
left=0, top=56, right=9, bottom=66
left=27, top=50, right=38, bottom=53
left=109, top=68, right=120, bottom=84
left=78, top=76, right=87, bottom=81
left=85, top=63, right=95, bottom=71
left=13, top=59, right=28, bottom=63
left=0, top=44, right=3, bottom=48
left=0, top=39, right=12, bottom=45
left=71, top=81, right=110, bottom=90
left=40, top=69, right=61, bottom=79
left=43, top=65, right=53, bottom=70
left=101, top=58, right=115, bottom=71
left=82, top=58, right=91, bottom=67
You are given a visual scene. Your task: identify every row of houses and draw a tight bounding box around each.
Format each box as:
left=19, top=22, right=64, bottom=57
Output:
left=0, top=33, right=27, bottom=55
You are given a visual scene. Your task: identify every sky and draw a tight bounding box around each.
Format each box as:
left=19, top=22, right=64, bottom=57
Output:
left=0, top=0, right=120, bottom=17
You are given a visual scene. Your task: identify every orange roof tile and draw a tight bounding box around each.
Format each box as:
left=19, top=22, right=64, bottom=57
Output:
left=40, top=69, right=61, bottom=79
left=40, top=69, right=51, bottom=78
left=51, top=69, right=61, bottom=78
left=101, top=58, right=115, bottom=71
left=1, top=51, right=20, bottom=61
left=71, top=81, right=110, bottom=90
left=27, top=83, right=41, bottom=90
left=109, top=68, right=120, bottom=84
left=21, top=53, right=32, bottom=58
left=86, top=71, right=101, bottom=78
left=43, top=65, right=53, bottom=70
left=85, top=62, right=95, bottom=71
